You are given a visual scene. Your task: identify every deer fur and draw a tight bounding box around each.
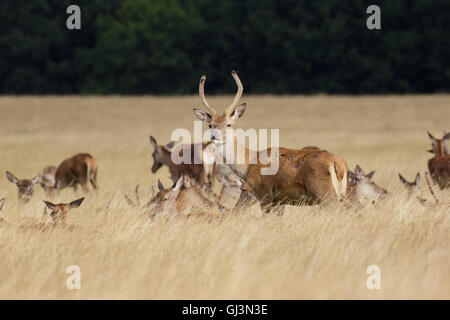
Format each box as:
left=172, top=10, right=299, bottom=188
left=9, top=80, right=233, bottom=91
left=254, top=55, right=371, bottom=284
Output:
left=192, top=71, right=349, bottom=205
left=427, top=131, right=450, bottom=189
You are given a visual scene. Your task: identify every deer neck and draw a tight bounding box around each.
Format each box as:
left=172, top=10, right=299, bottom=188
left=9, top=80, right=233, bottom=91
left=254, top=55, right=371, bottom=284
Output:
left=216, top=136, right=256, bottom=180
left=160, top=148, right=177, bottom=170
left=435, top=142, right=446, bottom=158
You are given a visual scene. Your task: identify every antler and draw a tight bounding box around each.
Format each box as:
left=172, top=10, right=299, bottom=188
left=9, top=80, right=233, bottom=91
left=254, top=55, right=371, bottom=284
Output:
left=225, top=70, right=243, bottom=116
left=199, top=75, right=216, bottom=115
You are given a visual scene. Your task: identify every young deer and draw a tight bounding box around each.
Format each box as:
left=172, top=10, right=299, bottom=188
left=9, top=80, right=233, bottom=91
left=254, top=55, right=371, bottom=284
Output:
left=398, top=173, right=427, bottom=204
left=48, top=153, right=98, bottom=195
left=348, top=165, right=387, bottom=205
left=192, top=71, right=349, bottom=205
left=43, top=197, right=85, bottom=222
left=149, top=175, right=218, bottom=217
left=150, top=136, right=216, bottom=188
left=427, top=131, right=450, bottom=189
left=6, top=171, right=40, bottom=202
left=217, top=173, right=260, bottom=213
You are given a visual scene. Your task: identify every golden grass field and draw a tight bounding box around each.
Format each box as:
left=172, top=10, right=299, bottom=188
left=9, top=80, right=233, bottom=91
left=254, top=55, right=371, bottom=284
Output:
left=0, top=95, right=449, bottom=299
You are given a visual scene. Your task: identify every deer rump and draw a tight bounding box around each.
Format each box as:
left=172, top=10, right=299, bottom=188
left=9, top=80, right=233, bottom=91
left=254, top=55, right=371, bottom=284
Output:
left=246, top=148, right=348, bottom=204
left=428, top=157, right=450, bottom=189
left=55, top=153, right=97, bottom=190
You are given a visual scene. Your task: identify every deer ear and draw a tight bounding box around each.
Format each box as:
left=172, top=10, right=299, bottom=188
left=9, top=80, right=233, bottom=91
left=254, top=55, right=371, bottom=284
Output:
left=157, top=179, right=165, bottom=191
left=68, top=197, right=84, bottom=209
left=348, top=171, right=355, bottom=184
left=6, top=171, right=19, bottom=184
left=398, top=174, right=407, bottom=185
left=354, top=165, right=364, bottom=180
left=365, top=171, right=375, bottom=179
left=193, top=108, right=212, bottom=123
left=443, top=132, right=450, bottom=141
left=165, top=141, right=175, bottom=150
left=43, top=200, right=57, bottom=211
left=427, top=131, right=437, bottom=149
left=229, top=103, right=246, bottom=122
left=31, top=176, right=40, bottom=185
left=414, top=173, right=421, bottom=185
left=149, top=136, right=158, bottom=148
left=0, top=198, right=5, bottom=211
left=173, top=176, right=183, bottom=191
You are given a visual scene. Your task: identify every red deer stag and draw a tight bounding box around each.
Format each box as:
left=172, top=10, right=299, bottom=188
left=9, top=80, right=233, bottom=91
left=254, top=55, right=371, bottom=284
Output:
left=6, top=171, right=40, bottom=202
left=427, top=131, right=450, bottom=189
left=192, top=71, right=348, bottom=205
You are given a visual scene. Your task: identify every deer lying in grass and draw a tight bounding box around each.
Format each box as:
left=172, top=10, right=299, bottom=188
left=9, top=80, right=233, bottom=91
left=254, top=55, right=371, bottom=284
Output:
left=398, top=173, right=427, bottom=204
left=150, top=136, right=216, bottom=188
left=216, top=173, right=260, bottom=214
left=149, top=175, right=219, bottom=218
left=6, top=171, right=40, bottom=203
left=44, top=153, right=98, bottom=196
left=347, top=165, right=387, bottom=205
left=399, top=172, right=449, bottom=206
left=192, top=71, right=349, bottom=205
left=427, top=131, right=450, bottom=189
left=43, top=197, right=85, bottom=222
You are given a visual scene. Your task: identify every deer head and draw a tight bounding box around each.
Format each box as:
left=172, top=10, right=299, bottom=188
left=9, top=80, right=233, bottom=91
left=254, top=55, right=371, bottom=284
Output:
left=43, top=197, right=85, bottom=221
left=149, top=136, right=175, bottom=173
left=398, top=173, right=426, bottom=203
left=6, top=171, right=39, bottom=202
left=427, top=131, right=449, bottom=155
left=193, top=71, right=246, bottom=145
left=348, top=165, right=387, bottom=203
left=150, top=178, right=183, bottom=214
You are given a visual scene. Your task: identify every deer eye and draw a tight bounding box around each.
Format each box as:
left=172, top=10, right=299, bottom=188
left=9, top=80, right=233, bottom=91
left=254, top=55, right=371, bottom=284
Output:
left=208, top=124, right=212, bottom=129
left=227, top=124, right=231, bottom=127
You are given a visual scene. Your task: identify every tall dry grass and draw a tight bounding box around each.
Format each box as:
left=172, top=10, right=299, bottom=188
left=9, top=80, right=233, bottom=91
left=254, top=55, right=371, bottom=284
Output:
left=0, top=95, right=449, bottom=299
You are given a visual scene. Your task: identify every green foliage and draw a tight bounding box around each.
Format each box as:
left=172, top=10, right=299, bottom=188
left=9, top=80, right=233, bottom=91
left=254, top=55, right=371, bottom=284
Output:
left=1, top=0, right=449, bottom=94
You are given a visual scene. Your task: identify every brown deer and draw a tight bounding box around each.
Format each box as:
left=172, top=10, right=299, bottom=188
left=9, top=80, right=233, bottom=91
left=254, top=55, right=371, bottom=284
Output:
left=149, top=175, right=218, bottom=217
left=347, top=165, right=387, bottom=205
left=47, top=153, right=98, bottom=195
left=43, top=197, right=85, bottom=222
left=150, top=136, right=216, bottom=188
left=427, top=131, right=450, bottom=189
left=6, top=171, right=40, bottom=202
left=40, top=166, right=57, bottom=186
left=39, top=166, right=57, bottom=197
left=216, top=173, right=260, bottom=213
left=192, top=71, right=349, bottom=205
left=398, top=173, right=427, bottom=204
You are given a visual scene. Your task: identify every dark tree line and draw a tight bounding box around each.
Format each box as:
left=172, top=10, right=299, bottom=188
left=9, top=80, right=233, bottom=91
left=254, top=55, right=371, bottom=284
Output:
left=1, top=0, right=449, bottom=94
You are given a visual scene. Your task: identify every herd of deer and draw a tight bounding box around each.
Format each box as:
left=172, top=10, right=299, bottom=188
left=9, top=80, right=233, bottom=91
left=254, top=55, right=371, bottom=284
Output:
left=0, top=71, right=449, bottom=226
